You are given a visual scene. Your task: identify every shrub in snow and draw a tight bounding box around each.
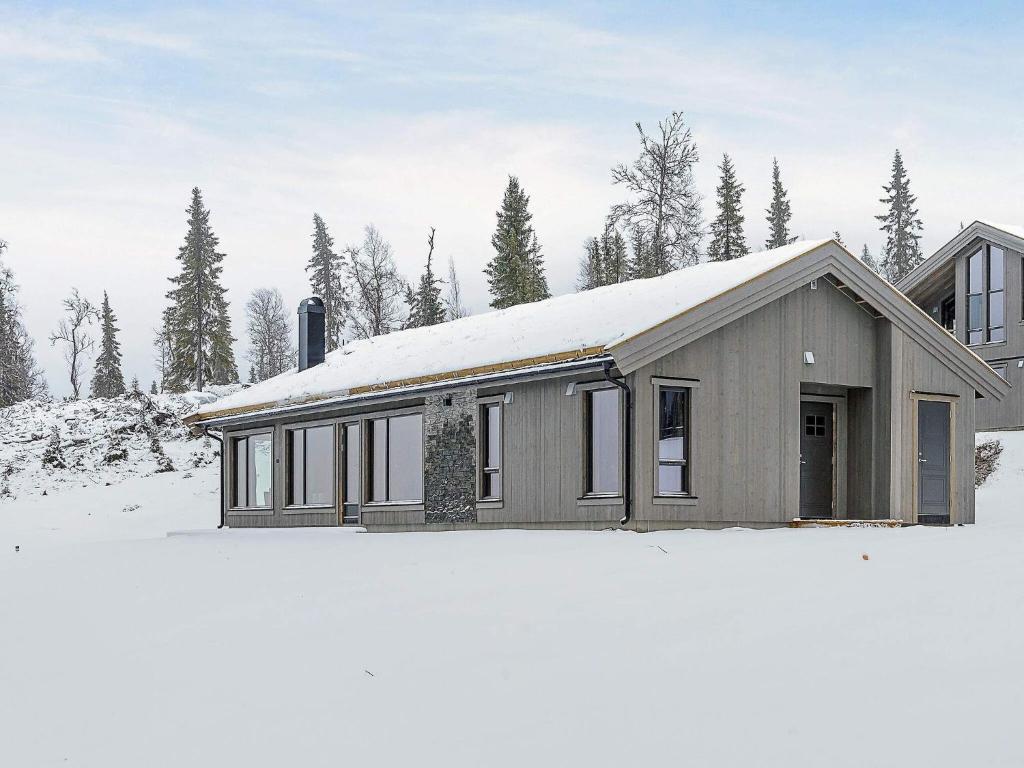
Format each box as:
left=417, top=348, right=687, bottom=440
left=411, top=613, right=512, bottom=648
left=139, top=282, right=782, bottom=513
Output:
left=976, top=439, right=1003, bottom=488
left=41, top=426, right=67, bottom=470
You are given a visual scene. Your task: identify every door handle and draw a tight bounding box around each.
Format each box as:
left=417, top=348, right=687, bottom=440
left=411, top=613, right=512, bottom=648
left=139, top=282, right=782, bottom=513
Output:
left=919, top=458, right=928, bottom=463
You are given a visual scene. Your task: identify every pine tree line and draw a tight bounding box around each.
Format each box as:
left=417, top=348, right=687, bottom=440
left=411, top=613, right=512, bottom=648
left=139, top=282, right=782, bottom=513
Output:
left=8, top=123, right=933, bottom=406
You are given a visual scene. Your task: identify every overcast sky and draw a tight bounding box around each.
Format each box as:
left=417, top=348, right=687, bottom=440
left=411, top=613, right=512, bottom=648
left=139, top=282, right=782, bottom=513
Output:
left=3, top=1, right=1023, bottom=397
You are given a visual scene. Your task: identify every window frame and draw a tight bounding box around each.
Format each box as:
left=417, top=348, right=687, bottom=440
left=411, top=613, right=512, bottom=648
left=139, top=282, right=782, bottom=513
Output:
left=363, top=408, right=424, bottom=506
left=579, top=383, right=624, bottom=499
left=283, top=420, right=337, bottom=510
left=477, top=396, right=504, bottom=504
left=992, top=363, right=1008, bottom=382
left=965, top=242, right=1007, bottom=346
left=340, top=420, right=361, bottom=524
left=652, top=377, right=700, bottom=501
left=227, top=427, right=275, bottom=513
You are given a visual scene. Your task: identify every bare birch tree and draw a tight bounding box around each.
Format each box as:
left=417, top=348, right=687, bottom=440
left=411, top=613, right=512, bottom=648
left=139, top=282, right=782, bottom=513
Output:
left=609, top=111, right=704, bottom=275
left=345, top=225, right=407, bottom=338
left=49, top=288, right=98, bottom=399
left=245, top=287, right=295, bottom=382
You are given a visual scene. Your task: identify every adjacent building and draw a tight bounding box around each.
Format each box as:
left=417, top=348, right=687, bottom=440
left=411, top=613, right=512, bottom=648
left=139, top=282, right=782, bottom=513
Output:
left=897, top=221, right=1024, bottom=430
left=186, top=240, right=1007, bottom=531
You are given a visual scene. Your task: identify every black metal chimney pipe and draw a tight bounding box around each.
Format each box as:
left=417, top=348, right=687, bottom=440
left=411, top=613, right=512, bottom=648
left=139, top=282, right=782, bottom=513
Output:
left=298, top=297, right=326, bottom=371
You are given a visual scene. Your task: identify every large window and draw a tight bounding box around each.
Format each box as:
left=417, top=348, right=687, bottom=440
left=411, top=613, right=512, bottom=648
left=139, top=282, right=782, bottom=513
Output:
left=657, top=387, right=690, bottom=495
left=231, top=432, right=273, bottom=509
left=479, top=402, right=502, bottom=500
left=367, top=413, right=423, bottom=503
left=966, top=244, right=1005, bottom=345
left=342, top=423, right=360, bottom=524
left=285, top=425, right=335, bottom=507
left=584, top=388, right=621, bottom=495
left=988, top=245, right=1005, bottom=342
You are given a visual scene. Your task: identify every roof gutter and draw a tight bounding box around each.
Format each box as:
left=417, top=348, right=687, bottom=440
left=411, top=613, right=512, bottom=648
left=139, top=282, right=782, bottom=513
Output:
left=193, top=355, right=614, bottom=428
left=601, top=361, right=632, bottom=527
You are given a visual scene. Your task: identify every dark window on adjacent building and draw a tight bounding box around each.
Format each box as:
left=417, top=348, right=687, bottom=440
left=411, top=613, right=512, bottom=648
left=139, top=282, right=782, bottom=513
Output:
left=992, top=364, right=1008, bottom=381
left=966, top=244, right=1005, bottom=345
left=940, top=295, right=956, bottom=334
left=367, top=413, right=423, bottom=503
left=285, top=425, right=335, bottom=507
left=585, top=388, right=621, bottom=495
left=231, top=432, right=273, bottom=509
left=967, top=248, right=984, bottom=345
left=657, top=387, right=690, bottom=495
left=988, top=245, right=1005, bottom=342
left=479, top=403, right=502, bottom=500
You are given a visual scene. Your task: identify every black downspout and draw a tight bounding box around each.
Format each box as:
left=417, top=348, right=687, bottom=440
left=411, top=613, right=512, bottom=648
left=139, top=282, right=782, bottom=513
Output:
left=602, top=361, right=632, bottom=527
left=204, top=427, right=225, bottom=529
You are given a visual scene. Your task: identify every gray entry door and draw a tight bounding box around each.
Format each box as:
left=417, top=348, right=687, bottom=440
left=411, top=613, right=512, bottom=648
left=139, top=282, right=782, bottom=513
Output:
left=917, top=400, right=951, bottom=524
left=799, top=401, right=834, bottom=519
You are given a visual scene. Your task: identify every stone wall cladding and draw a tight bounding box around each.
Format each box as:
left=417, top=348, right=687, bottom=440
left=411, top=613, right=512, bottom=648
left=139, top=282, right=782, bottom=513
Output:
left=423, top=389, right=478, bottom=524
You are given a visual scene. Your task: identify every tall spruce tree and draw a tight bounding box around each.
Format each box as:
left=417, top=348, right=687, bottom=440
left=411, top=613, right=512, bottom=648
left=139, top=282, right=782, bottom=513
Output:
left=307, top=213, right=347, bottom=351
left=610, top=111, right=703, bottom=273
left=164, top=187, right=238, bottom=392
left=707, top=154, right=749, bottom=262
left=90, top=291, right=126, bottom=398
left=0, top=241, right=47, bottom=407
left=876, top=149, right=924, bottom=283
left=485, top=176, right=550, bottom=309
left=765, top=157, right=794, bottom=249
left=407, top=227, right=446, bottom=328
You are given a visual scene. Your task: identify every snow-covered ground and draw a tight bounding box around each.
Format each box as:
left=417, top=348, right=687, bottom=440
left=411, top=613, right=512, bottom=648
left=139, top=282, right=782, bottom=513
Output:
left=0, top=425, right=1022, bottom=767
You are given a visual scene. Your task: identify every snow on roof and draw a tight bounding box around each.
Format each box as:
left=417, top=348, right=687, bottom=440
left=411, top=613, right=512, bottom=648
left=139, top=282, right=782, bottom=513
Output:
left=191, top=239, right=831, bottom=421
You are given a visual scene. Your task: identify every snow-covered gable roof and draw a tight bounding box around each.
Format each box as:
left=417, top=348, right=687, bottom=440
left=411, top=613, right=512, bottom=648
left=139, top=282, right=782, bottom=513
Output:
left=185, top=239, right=829, bottom=423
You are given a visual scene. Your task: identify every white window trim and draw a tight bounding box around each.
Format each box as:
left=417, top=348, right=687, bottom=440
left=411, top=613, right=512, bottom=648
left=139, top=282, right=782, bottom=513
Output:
left=652, top=377, right=699, bottom=501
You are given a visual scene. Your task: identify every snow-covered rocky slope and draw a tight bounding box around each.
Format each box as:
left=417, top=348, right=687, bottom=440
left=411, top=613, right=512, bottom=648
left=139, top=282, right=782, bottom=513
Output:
left=0, top=429, right=1021, bottom=767
left=0, top=391, right=222, bottom=502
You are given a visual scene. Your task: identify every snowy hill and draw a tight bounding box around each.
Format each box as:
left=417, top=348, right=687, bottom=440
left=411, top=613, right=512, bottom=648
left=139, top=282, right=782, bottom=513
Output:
left=0, top=390, right=225, bottom=502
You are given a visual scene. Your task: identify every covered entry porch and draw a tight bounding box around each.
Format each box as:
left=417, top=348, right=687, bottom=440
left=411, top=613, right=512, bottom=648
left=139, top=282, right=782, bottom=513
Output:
left=795, top=383, right=958, bottom=525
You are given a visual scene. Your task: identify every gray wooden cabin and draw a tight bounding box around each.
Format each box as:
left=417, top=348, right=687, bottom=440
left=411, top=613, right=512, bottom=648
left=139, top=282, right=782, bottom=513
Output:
left=188, top=241, right=1006, bottom=531
left=897, top=221, right=1024, bottom=430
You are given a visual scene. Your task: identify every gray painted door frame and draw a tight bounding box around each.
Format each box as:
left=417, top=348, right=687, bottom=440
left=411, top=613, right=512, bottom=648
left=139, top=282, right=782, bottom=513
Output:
left=798, top=394, right=848, bottom=519
left=911, top=392, right=958, bottom=524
